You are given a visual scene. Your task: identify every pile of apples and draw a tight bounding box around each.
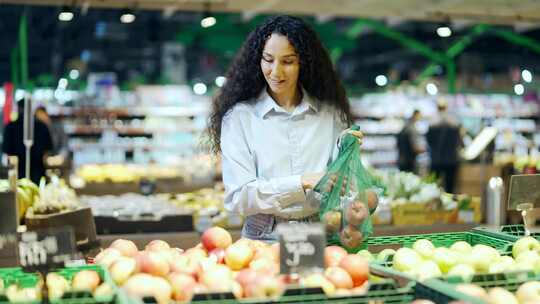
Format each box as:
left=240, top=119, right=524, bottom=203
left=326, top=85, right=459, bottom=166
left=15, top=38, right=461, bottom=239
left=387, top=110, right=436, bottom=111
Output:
left=1, top=269, right=113, bottom=302
left=379, top=236, right=540, bottom=281
left=320, top=246, right=370, bottom=297
left=453, top=281, right=540, bottom=304
left=95, top=227, right=283, bottom=303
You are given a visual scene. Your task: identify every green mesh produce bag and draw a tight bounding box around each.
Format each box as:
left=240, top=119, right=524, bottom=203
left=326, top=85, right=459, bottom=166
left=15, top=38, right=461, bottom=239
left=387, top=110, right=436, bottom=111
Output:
left=314, top=126, right=386, bottom=251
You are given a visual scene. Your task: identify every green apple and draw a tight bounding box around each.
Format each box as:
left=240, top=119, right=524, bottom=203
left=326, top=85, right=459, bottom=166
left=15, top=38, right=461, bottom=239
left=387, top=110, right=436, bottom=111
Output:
left=488, top=256, right=516, bottom=274
left=447, top=264, right=475, bottom=281
left=533, top=258, right=540, bottom=273
left=432, top=247, right=459, bottom=273
left=487, top=287, right=519, bottom=304
left=516, top=250, right=540, bottom=264
left=509, top=261, right=532, bottom=272
left=412, top=239, right=435, bottom=259
left=470, top=245, right=500, bottom=272
left=513, top=236, right=540, bottom=259
left=377, top=249, right=396, bottom=262
left=415, top=260, right=442, bottom=281
left=516, top=281, right=540, bottom=303
left=450, top=241, right=472, bottom=254
left=357, top=249, right=374, bottom=262
left=393, top=248, right=422, bottom=272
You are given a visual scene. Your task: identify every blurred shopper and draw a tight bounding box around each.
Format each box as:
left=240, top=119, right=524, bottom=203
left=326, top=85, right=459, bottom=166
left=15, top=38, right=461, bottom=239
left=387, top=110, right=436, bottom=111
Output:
left=2, top=99, right=53, bottom=183
left=426, top=101, right=463, bottom=193
left=35, top=106, right=67, bottom=156
left=397, top=109, right=423, bottom=173
left=208, top=15, right=363, bottom=241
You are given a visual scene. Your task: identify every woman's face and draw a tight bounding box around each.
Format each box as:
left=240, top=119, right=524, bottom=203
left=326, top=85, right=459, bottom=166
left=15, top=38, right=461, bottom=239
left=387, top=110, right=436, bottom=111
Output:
left=260, top=33, right=300, bottom=96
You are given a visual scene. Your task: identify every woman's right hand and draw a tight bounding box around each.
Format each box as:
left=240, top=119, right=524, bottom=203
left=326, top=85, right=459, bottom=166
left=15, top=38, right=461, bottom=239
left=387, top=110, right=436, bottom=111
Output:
left=301, top=172, right=325, bottom=190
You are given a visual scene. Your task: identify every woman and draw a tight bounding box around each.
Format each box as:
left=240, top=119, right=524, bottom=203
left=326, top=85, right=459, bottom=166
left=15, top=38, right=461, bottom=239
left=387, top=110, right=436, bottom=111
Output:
left=208, top=15, right=363, bottom=241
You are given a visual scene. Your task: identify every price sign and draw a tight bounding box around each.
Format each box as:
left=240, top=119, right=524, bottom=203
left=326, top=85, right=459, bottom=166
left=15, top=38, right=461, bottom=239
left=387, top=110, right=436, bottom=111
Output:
left=18, top=227, right=76, bottom=272
left=277, top=222, right=325, bottom=275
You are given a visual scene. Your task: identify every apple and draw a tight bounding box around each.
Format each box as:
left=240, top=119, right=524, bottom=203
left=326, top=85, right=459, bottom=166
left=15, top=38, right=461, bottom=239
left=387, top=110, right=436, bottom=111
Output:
left=487, top=287, right=519, bottom=304
left=46, top=273, right=69, bottom=299
left=123, top=274, right=172, bottom=304
left=469, top=244, right=500, bottom=272
left=244, top=276, right=284, bottom=299
left=333, top=288, right=352, bottom=297
left=168, top=272, right=197, bottom=301
left=356, top=249, right=374, bottom=262
left=432, top=247, right=459, bottom=273
left=201, top=226, right=233, bottom=252
left=340, top=225, right=364, bottom=249
left=415, top=260, right=442, bottom=281
left=393, top=248, right=422, bottom=273
left=351, top=281, right=369, bottom=295
left=366, top=190, right=379, bottom=211
left=93, top=283, right=115, bottom=298
left=110, top=239, right=138, bottom=257
left=301, top=273, right=336, bottom=295
left=145, top=240, right=171, bottom=252
left=209, top=248, right=226, bottom=264
left=249, top=258, right=279, bottom=276
left=95, top=248, right=122, bottom=268
left=325, top=246, right=348, bottom=267
left=199, top=264, right=233, bottom=291
left=323, top=211, right=342, bottom=233
left=516, top=250, right=540, bottom=264
left=225, top=242, right=254, bottom=270
left=450, top=241, right=472, bottom=254
left=136, top=251, right=170, bottom=277
left=185, top=247, right=208, bottom=259
left=513, top=236, right=540, bottom=258
left=72, top=270, right=101, bottom=291
left=324, top=266, right=353, bottom=289
left=377, top=249, right=396, bottom=262
left=235, top=268, right=259, bottom=290
left=412, top=239, right=435, bottom=259
left=345, top=201, right=368, bottom=226
left=455, top=284, right=488, bottom=300
left=516, top=281, right=540, bottom=303
left=110, top=257, right=137, bottom=285
left=339, top=254, right=369, bottom=287
left=447, top=264, right=475, bottom=281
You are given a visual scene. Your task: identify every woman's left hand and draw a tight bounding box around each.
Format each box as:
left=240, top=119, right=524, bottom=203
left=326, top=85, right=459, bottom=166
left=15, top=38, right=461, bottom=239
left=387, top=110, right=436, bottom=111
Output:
left=347, top=129, right=364, bottom=146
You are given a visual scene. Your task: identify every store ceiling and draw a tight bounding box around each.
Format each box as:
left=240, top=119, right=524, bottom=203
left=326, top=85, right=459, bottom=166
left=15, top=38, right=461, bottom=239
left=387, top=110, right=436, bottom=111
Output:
left=3, top=0, right=540, bottom=25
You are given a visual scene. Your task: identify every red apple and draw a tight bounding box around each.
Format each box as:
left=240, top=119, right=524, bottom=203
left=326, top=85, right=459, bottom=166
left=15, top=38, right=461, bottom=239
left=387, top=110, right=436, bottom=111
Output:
left=345, top=201, right=368, bottom=226
left=110, top=257, right=137, bottom=285
left=340, top=225, right=364, bottom=249
left=95, top=248, right=122, bottom=268
left=235, top=268, right=259, bottom=290
left=244, top=276, right=285, bottom=299
left=209, top=248, right=226, bottom=264
left=199, top=264, right=233, bottom=291
left=249, top=258, right=279, bottom=276
left=323, top=211, right=342, bottom=233
left=201, top=227, right=233, bottom=252
left=339, top=254, right=369, bottom=287
left=170, top=255, right=200, bottom=278
left=168, top=272, right=197, bottom=301
left=123, top=274, right=171, bottom=304
left=145, top=240, right=170, bottom=252
left=324, top=266, right=353, bottom=289
left=325, top=246, right=348, bottom=267
left=366, top=190, right=379, bottom=211
left=110, top=239, right=138, bottom=257
left=185, top=247, right=208, bottom=259
left=225, top=242, right=254, bottom=270
left=136, top=251, right=170, bottom=277
left=72, top=270, right=101, bottom=291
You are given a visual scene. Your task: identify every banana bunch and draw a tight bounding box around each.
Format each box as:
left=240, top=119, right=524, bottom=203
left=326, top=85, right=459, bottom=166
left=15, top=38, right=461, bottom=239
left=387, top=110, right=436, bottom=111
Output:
left=30, top=176, right=79, bottom=215
left=16, top=178, right=40, bottom=221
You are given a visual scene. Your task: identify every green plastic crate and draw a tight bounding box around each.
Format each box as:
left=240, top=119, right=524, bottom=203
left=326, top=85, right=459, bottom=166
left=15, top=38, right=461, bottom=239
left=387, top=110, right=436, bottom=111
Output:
left=50, top=264, right=117, bottom=304
left=128, top=280, right=414, bottom=304
left=423, top=271, right=540, bottom=304
left=0, top=269, right=41, bottom=304
left=474, top=224, right=540, bottom=242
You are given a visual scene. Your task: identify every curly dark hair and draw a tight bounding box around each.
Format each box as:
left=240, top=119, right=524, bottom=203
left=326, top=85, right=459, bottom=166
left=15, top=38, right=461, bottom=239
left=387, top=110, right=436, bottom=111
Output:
left=208, top=15, right=353, bottom=153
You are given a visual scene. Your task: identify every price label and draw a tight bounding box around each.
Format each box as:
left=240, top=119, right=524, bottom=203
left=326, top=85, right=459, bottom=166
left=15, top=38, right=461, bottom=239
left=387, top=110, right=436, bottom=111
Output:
left=277, top=222, right=325, bottom=275
left=18, top=227, right=76, bottom=272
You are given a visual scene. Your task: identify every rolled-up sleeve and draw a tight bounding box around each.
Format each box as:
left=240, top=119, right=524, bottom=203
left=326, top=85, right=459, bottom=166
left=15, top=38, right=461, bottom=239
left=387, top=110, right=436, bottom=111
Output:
left=221, top=112, right=306, bottom=216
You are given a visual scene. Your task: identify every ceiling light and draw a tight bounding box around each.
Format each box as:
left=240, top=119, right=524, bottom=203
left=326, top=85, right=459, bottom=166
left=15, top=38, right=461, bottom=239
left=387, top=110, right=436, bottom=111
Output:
left=193, top=83, right=207, bottom=95
left=514, top=84, right=524, bottom=95
left=215, top=76, right=226, bottom=87
left=426, top=83, right=438, bottom=95
left=69, top=69, right=80, bottom=80
left=58, top=6, right=74, bottom=22
left=120, top=10, right=136, bottom=24
left=201, top=16, right=216, bottom=28
left=375, top=75, right=388, bottom=87
left=522, top=69, right=533, bottom=83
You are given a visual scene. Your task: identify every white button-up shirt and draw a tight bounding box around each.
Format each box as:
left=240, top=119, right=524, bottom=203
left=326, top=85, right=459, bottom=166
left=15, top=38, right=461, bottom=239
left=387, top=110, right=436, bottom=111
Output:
left=221, top=89, right=347, bottom=219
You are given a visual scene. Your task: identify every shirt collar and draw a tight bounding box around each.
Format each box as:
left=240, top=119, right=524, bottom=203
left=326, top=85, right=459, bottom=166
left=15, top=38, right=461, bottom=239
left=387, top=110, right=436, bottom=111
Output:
left=255, top=88, right=319, bottom=118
